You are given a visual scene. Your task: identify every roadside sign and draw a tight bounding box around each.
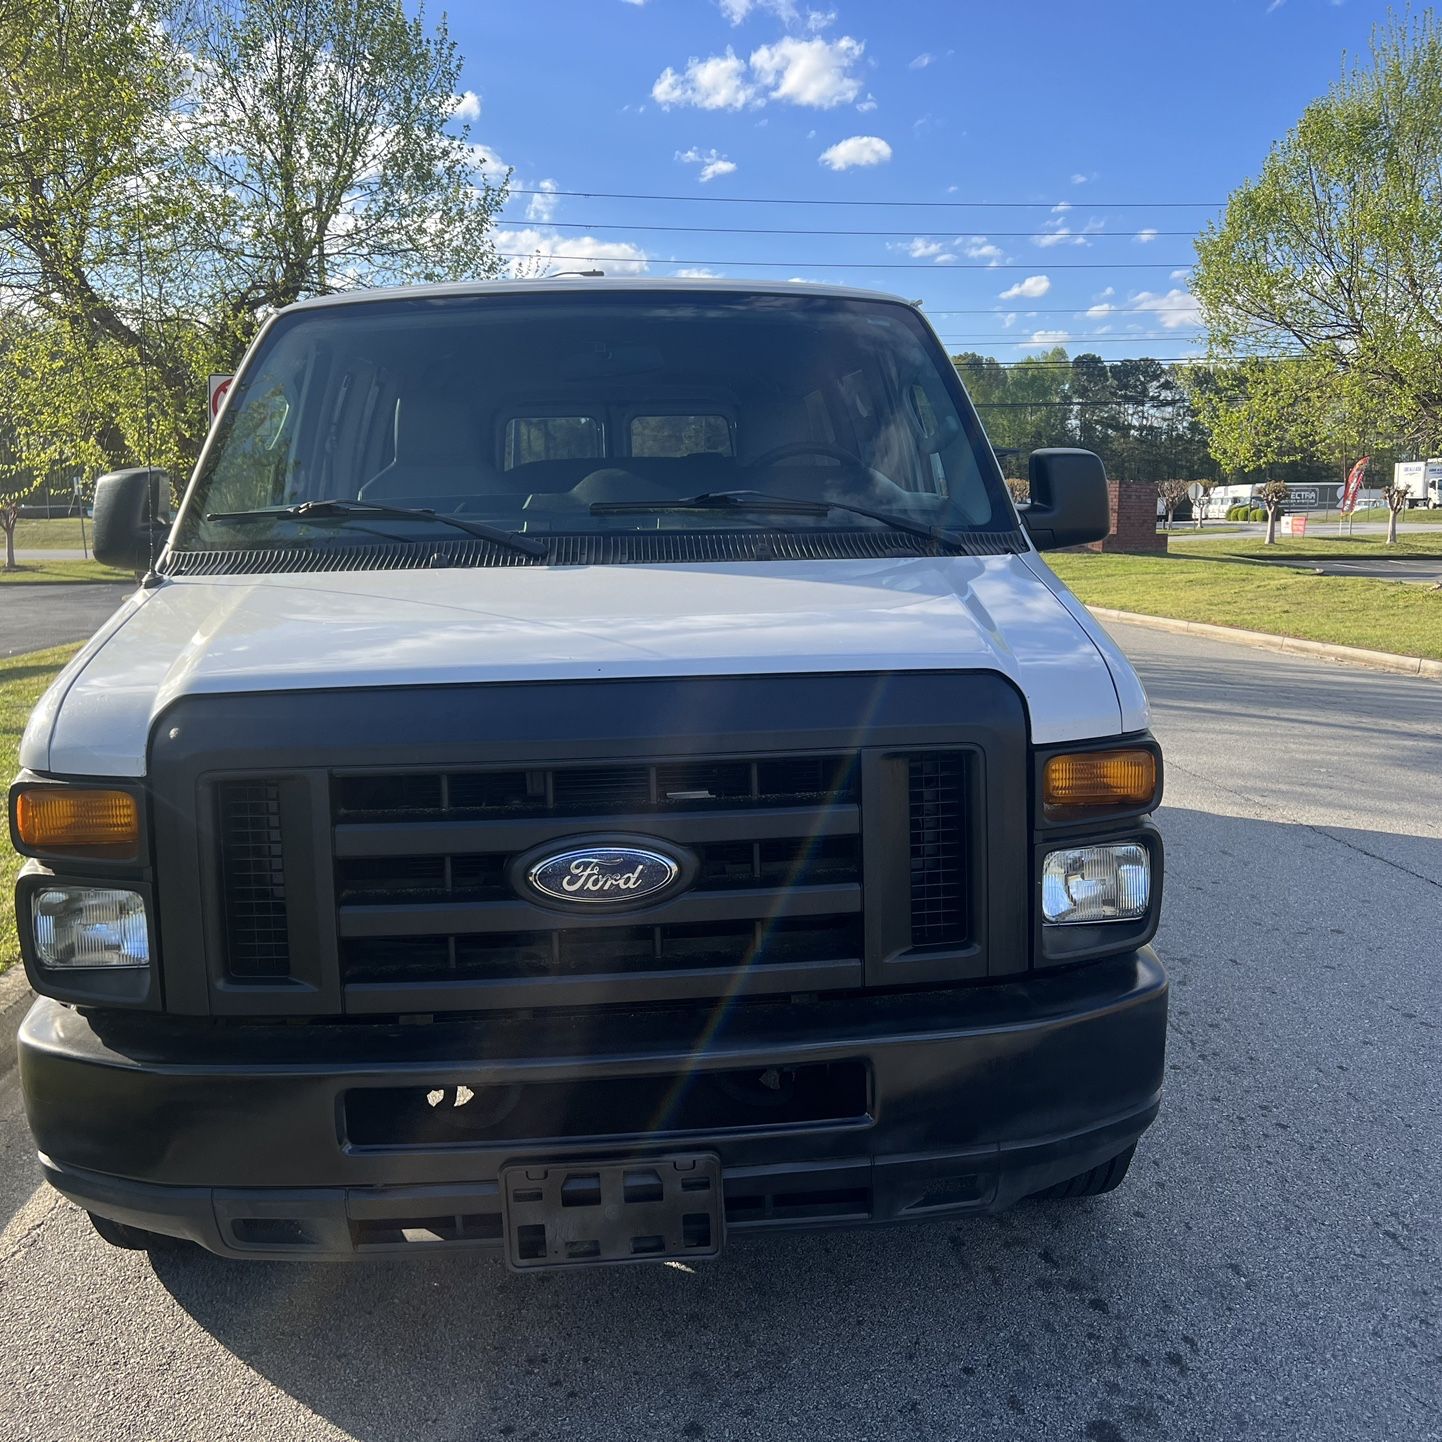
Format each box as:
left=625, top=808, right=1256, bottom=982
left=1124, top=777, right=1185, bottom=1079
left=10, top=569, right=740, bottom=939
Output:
left=1336, top=485, right=1346, bottom=501
left=1186, top=482, right=1204, bottom=502
left=208, top=374, right=233, bottom=424
left=1282, top=514, right=1308, bottom=536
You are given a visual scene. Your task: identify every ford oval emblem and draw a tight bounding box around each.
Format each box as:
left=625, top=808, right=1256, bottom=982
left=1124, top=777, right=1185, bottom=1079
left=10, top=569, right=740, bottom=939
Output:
left=520, top=840, right=688, bottom=909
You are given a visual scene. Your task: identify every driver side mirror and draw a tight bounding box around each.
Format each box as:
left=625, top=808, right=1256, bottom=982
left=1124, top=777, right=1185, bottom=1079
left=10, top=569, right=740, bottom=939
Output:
left=1018, top=448, right=1110, bottom=550
left=92, top=468, right=172, bottom=575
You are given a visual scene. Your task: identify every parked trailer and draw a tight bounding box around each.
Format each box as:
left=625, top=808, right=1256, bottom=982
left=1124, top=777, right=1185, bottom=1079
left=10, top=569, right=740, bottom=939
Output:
left=1394, top=460, right=1441, bottom=508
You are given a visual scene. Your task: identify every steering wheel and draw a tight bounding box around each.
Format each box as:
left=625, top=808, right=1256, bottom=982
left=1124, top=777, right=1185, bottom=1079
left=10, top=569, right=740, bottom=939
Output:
left=746, top=440, right=867, bottom=471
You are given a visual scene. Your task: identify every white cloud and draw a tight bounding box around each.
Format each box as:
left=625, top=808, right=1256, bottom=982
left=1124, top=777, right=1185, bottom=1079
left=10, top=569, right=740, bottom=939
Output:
left=1071, top=171, right=1097, bottom=185
left=964, top=239, right=1005, bottom=263
left=1095, top=285, right=1115, bottom=299
left=677, top=146, right=738, bottom=182
left=718, top=1, right=836, bottom=27
left=1086, top=302, right=1114, bottom=318
left=751, top=35, right=864, bottom=107
left=654, top=35, right=864, bottom=110
left=653, top=49, right=753, bottom=110
left=1035, top=228, right=1082, bottom=248
left=451, top=90, right=482, bottom=123
left=1130, top=288, right=1202, bottom=329
left=496, top=227, right=649, bottom=277
left=909, top=52, right=935, bottom=68
left=893, top=237, right=943, bottom=258
left=469, top=143, right=510, bottom=182
left=525, top=179, right=560, bottom=222
left=999, top=274, right=1051, bottom=300
left=1020, top=330, right=1070, bottom=349
left=1051, top=201, right=1071, bottom=214
left=1170, top=268, right=1192, bottom=280
left=817, top=134, right=892, bottom=170
left=856, top=94, right=878, bottom=113
left=675, top=267, right=724, bottom=278
left=1135, top=227, right=1159, bottom=244
left=621, top=0, right=649, bottom=5
left=1000, top=312, right=1017, bottom=328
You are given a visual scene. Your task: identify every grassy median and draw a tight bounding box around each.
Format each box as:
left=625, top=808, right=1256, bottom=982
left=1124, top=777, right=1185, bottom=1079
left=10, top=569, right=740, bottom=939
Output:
left=1, top=645, right=81, bottom=976
left=1048, top=550, right=1442, bottom=661
left=1170, top=533, right=1442, bottom=561
left=1, top=558, right=132, bottom=584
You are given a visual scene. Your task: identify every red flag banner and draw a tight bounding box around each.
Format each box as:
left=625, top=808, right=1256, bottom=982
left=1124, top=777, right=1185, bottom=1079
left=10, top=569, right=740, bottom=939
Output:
left=1340, top=456, right=1369, bottom=513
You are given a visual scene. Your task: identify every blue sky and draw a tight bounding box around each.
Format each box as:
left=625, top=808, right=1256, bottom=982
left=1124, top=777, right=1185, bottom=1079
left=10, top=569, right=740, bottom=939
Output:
left=445, top=0, right=1397, bottom=360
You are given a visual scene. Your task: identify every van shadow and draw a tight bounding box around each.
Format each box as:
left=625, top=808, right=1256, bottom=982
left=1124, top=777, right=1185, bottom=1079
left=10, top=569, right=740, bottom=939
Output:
left=147, top=804, right=1442, bottom=1442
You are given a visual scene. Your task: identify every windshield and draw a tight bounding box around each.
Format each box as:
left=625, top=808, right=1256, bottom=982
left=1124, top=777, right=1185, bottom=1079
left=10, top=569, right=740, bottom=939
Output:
left=174, top=290, right=1015, bottom=556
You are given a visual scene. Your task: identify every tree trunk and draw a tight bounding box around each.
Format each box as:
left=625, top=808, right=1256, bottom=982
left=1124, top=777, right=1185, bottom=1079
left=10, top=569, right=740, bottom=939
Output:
left=3, top=521, right=15, bottom=571
left=1387, top=506, right=1399, bottom=544
left=1265, top=508, right=1278, bottom=545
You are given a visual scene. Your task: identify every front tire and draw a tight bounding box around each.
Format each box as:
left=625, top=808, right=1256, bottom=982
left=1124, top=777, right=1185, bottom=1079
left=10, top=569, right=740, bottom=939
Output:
left=86, top=1211, right=191, bottom=1253
left=1028, top=1144, right=1136, bottom=1201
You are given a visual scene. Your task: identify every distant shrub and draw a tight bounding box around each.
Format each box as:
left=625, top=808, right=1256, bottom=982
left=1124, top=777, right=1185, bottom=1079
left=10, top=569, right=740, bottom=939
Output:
left=1249, top=508, right=1266, bottom=521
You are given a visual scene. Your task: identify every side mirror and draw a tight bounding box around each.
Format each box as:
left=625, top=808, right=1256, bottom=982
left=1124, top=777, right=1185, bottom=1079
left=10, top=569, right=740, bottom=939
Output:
left=1019, top=448, right=1110, bottom=550
left=92, top=468, right=171, bottom=574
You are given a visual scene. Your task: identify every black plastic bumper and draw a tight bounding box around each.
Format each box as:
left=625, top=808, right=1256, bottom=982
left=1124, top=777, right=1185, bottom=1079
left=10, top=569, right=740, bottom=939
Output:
left=19, top=949, right=1167, bottom=1261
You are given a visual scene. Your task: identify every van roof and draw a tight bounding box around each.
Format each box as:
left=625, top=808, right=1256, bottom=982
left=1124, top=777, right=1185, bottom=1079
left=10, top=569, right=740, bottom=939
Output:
left=283, top=276, right=915, bottom=313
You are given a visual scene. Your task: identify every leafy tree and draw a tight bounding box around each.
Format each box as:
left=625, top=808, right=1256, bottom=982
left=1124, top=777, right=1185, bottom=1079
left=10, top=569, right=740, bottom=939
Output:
left=1260, top=478, right=1291, bottom=545
left=1380, top=483, right=1410, bottom=544
left=1156, top=477, right=1190, bottom=530
left=1193, top=11, right=1442, bottom=468
left=0, top=0, right=507, bottom=485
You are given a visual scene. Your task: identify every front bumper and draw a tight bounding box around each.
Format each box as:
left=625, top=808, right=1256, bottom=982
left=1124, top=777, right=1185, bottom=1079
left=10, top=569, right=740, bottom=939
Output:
left=20, top=949, right=1167, bottom=1261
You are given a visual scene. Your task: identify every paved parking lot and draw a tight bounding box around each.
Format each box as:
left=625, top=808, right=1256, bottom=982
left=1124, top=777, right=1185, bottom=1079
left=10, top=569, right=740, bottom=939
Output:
left=0, top=584, right=132, bottom=657
left=1, top=624, right=1438, bottom=1442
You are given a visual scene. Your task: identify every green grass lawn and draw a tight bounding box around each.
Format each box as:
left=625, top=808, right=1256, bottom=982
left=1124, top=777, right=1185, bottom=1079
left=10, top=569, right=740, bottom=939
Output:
left=1047, top=550, right=1442, bottom=661
left=0, top=558, right=132, bottom=584
left=2, top=645, right=81, bottom=976
left=7, top=517, right=95, bottom=551
left=1170, top=533, right=1442, bottom=562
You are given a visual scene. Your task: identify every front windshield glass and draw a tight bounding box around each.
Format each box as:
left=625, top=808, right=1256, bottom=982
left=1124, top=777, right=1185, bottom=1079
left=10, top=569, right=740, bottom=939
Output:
left=175, top=290, right=1015, bottom=552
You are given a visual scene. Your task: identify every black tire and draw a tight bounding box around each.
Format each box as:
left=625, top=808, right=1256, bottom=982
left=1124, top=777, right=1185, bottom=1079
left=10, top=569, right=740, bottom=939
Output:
left=1028, top=1144, right=1136, bottom=1201
left=87, top=1211, right=191, bottom=1253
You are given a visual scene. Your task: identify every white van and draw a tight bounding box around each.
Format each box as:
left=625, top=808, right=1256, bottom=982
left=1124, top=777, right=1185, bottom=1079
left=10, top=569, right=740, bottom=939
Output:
left=10, top=280, right=1166, bottom=1266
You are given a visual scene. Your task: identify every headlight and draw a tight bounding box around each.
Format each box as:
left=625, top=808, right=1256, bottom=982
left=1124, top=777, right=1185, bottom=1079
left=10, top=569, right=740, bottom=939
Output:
left=31, top=886, right=150, bottom=968
left=1041, top=844, right=1150, bottom=925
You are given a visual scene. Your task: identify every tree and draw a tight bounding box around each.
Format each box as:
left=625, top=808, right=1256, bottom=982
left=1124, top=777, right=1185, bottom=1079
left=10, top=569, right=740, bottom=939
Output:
left=1260, top=478, right=1290, bottom=545
left=0, top=0, right=507, bottom=484
left=1156, top=478, right=1189, bottom=530
left=1193, top=12, right=1442, bottom=470
left=1381, top=483, right=1410, bottom=544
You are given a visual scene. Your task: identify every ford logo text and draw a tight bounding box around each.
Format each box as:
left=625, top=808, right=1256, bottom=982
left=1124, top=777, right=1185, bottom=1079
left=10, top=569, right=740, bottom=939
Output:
left=522, top=843, right=685, bottom=908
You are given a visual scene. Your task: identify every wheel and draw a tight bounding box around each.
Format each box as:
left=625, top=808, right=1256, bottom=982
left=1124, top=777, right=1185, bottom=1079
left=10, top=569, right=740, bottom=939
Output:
left=87, top=1211, right=191, bottom=1253
left=1028, top=1144, right=1136, bottom=1201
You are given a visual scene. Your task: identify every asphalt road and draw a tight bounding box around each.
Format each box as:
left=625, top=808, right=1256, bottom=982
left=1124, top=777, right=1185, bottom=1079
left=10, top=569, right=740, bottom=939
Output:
left=1271, top=556, right=1442, bottom=586
left=0, top=584, right=133, bottom=658
left=1, top=625, right=1438, bottom=1442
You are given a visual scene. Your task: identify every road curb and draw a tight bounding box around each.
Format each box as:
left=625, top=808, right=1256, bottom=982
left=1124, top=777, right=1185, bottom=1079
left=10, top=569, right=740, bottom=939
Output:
left=1089, top=607, right=1442, bottom=680
left=0, top=968, right=34, bottom=1076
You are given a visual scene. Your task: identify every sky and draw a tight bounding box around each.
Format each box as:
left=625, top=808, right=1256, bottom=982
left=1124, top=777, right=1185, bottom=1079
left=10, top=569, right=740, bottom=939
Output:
left=444, top=0, right=1401, bottom=362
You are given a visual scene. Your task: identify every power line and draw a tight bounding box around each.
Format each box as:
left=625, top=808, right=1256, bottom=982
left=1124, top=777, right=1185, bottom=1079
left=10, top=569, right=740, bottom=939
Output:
left=939, top=334, right=1204, bottom=344
left=956, top=355, right=1304, bottom=367
left=504, top=186, right=1222, bottom=210
left=504, top=251, right=1192, bottom=270
left=927, top=307, right=1194, bottom=317
left=529, top=219, right=1201, bottom=240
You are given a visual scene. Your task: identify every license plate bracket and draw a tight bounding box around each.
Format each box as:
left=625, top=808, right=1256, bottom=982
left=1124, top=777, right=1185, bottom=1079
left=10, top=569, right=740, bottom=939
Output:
left=500, top=1153, right=724, bottom=1270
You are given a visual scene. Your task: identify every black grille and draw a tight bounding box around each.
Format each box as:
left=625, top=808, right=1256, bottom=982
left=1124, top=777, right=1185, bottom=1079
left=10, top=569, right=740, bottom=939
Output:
left=161, top=526, right=1028, bottom=578
left=907, top=754, right=968, bottom=948
left=216, top=781, right=291, bottom=979
left=331, top=753, right=866, bottom=1002
left=333, top=755, right=858, bottom=822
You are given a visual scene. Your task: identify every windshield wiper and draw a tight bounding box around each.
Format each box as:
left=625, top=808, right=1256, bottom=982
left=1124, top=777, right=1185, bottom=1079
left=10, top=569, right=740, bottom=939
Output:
left=205, top=499, right=549, bottom=558
left=589, top=490, right=971, bottom=549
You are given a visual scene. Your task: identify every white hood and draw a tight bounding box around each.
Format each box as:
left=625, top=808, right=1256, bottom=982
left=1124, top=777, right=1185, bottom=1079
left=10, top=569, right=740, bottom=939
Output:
left=23, top=554, right=1146, bottom=777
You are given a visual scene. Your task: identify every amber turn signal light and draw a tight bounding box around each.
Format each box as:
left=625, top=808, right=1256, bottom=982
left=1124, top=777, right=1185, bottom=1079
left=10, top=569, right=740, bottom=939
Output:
left=14, top=788, right=140, bottom=856
left=1043, top=749, right=1156, bottom=814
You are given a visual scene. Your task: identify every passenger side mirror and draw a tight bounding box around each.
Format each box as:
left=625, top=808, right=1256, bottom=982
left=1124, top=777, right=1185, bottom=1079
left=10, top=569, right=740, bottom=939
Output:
left=92, top=468, right=172, bottom=575
left=1019, top=449, right=1110, bottom=550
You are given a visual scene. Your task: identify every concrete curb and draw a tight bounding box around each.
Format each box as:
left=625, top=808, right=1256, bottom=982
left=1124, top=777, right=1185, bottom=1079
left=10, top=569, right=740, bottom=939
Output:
left=0, top=967, right=34, bottom=1077
left=1090, top=607, right=1442, bottom=680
